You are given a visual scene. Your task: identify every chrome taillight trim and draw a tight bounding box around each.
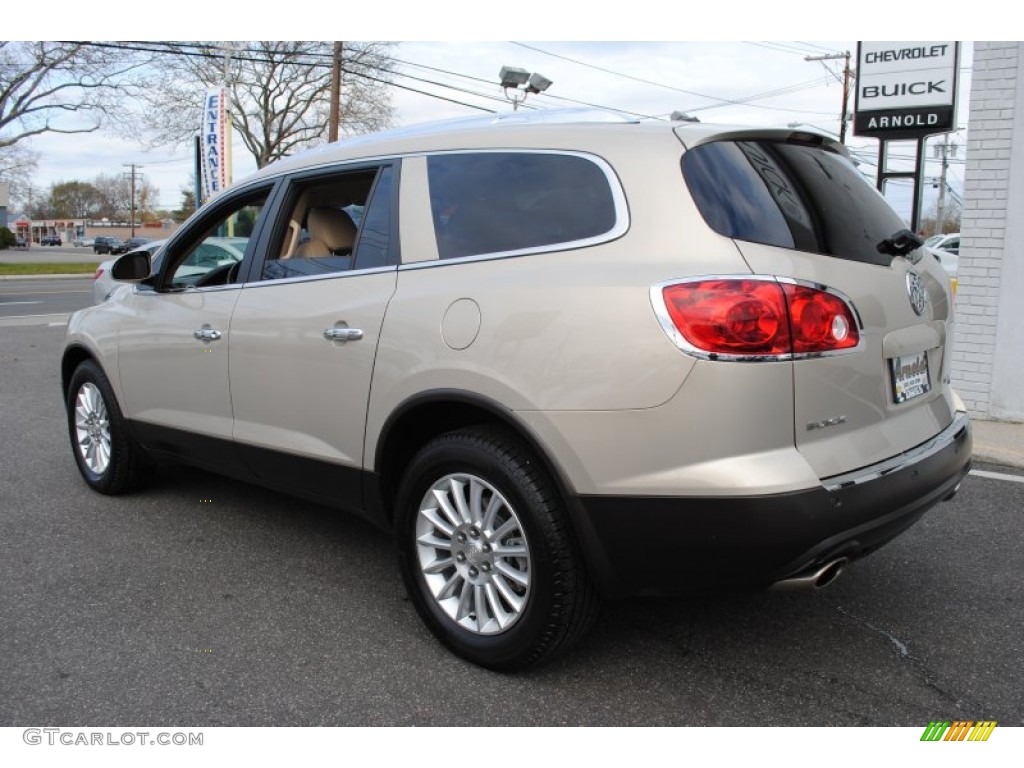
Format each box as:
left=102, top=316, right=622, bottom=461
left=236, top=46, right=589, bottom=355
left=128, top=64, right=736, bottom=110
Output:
left=649, top=274, right=865, bottom=363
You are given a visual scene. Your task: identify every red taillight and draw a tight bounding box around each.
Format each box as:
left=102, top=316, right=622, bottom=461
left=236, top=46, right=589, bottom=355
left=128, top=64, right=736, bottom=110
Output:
left=662, top=279, right=791, bottom=356
left=93, top=268, right=104, bottom=280
left=782, top=283, right=858, bottom=354
left=658, top=278, right=859, bottom=359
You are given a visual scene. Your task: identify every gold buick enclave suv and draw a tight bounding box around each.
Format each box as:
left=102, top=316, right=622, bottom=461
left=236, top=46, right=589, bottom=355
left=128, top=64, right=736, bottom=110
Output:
left=62, top=110, right=972, bottom=669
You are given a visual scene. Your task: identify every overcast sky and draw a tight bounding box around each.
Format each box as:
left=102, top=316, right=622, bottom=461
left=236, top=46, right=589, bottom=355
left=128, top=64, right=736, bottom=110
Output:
left=17, top=12, right=983, bottom=222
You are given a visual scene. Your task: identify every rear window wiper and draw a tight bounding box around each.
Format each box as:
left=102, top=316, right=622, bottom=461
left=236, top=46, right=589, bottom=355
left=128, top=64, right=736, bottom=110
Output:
left=877, top=229, right=925, bottom=260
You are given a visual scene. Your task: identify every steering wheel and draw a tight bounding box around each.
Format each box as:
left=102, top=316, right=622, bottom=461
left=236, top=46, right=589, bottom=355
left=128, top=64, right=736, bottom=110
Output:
left=193, top=261, right=239, bottom=288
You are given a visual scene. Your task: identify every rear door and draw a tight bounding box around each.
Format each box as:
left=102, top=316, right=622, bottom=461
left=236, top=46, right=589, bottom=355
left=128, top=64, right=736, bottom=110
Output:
left=680, top=134, right=957, bottom=478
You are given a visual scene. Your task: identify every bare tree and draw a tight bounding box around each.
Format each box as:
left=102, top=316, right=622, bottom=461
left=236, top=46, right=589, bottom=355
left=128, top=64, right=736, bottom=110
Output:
left=91, top=172, right=158, bottom=221
left=0, top=142, right=38, bottom=208
left=0, top=41, right=147, bottom=150
left=144, top=41, right=395, bottom=169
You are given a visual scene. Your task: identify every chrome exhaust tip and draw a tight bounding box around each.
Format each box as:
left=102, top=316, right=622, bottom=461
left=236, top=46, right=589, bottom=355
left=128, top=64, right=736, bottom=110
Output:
left=942, top=481, right=962, bottom=502
left=770, top=557, right=848, bottom=592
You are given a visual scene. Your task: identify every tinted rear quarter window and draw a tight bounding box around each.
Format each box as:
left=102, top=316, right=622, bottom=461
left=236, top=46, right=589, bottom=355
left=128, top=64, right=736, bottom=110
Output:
left=682, top=140, right=909, bottom=267
left=427, top=152, right=618, bottom=260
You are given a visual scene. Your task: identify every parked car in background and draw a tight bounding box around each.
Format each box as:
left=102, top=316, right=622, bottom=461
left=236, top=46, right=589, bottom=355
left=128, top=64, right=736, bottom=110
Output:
left=931, top=247, right=959, bottom=280
left=93, top=236, right=124, bottom=255
left=62, top=111, right=972, bottom=670
left=119, top=236, right=154, bottom=253
left=14, top=236, right=28, bottom=249
left=74, top=237, right=96, bottom=248
left=925, top=232, right=960, bottom=290
left=41, top=234, right=63, bottom=246
left=925, top=232, right=960, bottom=255
left=92, top=239, right=167, bottom=304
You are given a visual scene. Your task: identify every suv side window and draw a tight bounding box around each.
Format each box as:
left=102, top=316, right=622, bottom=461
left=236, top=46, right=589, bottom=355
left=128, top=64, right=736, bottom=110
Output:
left=426, top=152, right=618, bottom=260
left=261, top=165, right=395, bottom=281
left=163, top=190, right=269, bottom=289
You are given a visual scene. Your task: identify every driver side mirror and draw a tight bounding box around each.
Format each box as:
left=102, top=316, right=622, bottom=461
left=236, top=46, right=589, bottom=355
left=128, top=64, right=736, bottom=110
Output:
left=111, top=250, right=152, bottom=281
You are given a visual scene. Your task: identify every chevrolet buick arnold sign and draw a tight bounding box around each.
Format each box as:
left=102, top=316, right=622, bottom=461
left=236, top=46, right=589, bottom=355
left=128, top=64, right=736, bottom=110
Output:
left=854, top=42, right=960, bottom=139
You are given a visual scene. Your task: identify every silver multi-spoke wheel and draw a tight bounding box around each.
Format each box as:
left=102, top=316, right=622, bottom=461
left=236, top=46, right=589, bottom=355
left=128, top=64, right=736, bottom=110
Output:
left=74, top=382, right=111, bottom=475
left=415, top=473, right=531, bottom=635
left=67, top=360, right=153, bottom=495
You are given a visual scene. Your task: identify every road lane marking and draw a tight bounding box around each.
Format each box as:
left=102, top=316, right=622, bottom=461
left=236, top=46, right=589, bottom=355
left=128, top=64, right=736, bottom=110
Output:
left=1, top=300, right=43, bottom=306
left=969, top=469, right=1024, bottom=484
left=0, top=313, right=71, bottom=327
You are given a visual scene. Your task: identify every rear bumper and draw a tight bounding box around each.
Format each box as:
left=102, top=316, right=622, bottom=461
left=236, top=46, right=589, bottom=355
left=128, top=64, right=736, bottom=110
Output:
left=571, top=411, right=972, bottom=598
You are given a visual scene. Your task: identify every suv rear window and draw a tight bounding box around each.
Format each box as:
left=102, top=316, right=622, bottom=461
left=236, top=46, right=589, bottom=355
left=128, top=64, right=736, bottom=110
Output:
left=427, top=152, right=618, bottom=260
left=682, top=140, right=908, bottom=267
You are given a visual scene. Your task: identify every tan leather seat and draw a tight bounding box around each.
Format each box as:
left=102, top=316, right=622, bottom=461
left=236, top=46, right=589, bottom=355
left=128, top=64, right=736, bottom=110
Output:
left=295, top=208, right=357, bottom=257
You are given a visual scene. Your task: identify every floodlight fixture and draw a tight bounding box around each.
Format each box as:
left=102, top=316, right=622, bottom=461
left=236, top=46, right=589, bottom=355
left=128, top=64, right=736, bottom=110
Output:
left=499, top=66, right=553, bottom=110
left=499, top=66, right=531, bottom=89
left=526, top=72, right=553, bottom=94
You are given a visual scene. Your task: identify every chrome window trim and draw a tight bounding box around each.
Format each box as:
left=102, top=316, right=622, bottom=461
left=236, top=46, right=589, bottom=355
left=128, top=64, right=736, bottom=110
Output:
left=131, top=282, right=243, bottom=296
left=240, top=264, right=398, bottom=289
left=130, top=261, right=394, bottom=296
left=649, top=274, right=865, bottom=363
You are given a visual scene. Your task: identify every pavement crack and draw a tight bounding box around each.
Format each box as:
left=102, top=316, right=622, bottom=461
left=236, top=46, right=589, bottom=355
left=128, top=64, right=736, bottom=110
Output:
left=821, top=597, right=972, bottom=711
left=829, top=602, right=910, bottom=657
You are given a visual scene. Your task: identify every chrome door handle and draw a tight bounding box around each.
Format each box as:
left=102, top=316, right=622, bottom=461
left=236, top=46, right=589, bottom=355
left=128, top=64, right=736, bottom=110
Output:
left=193, top=327, right=222, bottom=342
left=323, top=327, right=363, bottom=342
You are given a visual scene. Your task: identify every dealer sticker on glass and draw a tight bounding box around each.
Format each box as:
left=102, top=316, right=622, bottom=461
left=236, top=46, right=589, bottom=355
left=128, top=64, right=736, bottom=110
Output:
left=890, top=351, right=931, bottom=404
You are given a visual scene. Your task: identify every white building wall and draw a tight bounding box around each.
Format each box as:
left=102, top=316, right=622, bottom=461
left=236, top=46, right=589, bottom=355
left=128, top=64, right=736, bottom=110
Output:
left=951, top=41, right=1024, bottom=421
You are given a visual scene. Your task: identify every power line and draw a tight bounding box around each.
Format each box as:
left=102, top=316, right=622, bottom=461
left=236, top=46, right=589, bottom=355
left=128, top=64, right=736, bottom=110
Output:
left=80, top=41, right=500, bottom=114
left=99, top=40, right=844, bottom=123
left=112, top=41, right=665, bottom=120
left=796, top=41, right=845, bottom=55
left=509, top=41, right=839, bottom=116
left=745, top=41, right=822, bottom=57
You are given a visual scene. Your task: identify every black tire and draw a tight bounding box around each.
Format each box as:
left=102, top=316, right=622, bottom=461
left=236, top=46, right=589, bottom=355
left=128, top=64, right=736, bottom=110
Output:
left=66, top=359, right=154, bottom=495
left=395, top=426, right=600, bottom=670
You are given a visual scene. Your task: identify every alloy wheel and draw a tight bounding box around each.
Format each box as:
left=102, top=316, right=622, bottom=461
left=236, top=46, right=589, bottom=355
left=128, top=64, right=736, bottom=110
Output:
left=415, top=473, right=532, bottom=635
left=74, top=382, right=111, bottom=475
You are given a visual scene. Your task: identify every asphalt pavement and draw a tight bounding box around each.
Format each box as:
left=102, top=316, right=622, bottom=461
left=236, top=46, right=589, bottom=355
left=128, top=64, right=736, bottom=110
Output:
left=1, top=321, right=1022, bottom=727
left=0, top=278, right=93, bottom=319
left=0, top=244, right=101, bottom=264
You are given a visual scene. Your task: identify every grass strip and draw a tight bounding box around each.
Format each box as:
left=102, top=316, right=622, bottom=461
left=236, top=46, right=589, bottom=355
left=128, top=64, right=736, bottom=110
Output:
left=0, top=262, right=99, bottom=275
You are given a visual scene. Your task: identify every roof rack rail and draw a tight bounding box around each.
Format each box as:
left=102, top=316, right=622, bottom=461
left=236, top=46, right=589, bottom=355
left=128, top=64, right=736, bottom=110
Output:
left=490, top=107, right=640, bottom=125
left=326, top=108, right=640, bottom=150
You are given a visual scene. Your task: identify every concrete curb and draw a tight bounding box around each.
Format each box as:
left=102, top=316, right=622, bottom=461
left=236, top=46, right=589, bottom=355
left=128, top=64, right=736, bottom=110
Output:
left=971, top=419, right=1024, bottom=469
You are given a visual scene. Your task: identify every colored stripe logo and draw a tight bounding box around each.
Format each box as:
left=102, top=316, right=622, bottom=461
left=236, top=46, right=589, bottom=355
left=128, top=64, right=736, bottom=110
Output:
left=920, top=721, right=997, bottom=741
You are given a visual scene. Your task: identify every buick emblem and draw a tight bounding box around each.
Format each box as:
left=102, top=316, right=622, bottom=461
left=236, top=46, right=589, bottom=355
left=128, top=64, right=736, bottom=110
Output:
left=906, top=271, right=928, bottom=316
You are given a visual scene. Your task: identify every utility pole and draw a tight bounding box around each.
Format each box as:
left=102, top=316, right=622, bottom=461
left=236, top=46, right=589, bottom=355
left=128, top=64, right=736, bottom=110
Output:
left=933, top=134, right=958, bottom=232
left=123, top=163, right=143, bottom=237
left=805, top=51, right=852, bottom=143
left=329, top=41, right=344, bottom=143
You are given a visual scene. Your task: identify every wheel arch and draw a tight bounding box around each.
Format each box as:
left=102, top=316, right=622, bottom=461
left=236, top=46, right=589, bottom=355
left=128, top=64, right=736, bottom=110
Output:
left=62, top=344, right=101, bottom=401
left=374, top=390, right=574, bottom=526
left=371, top=390, right=617, bottom=595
